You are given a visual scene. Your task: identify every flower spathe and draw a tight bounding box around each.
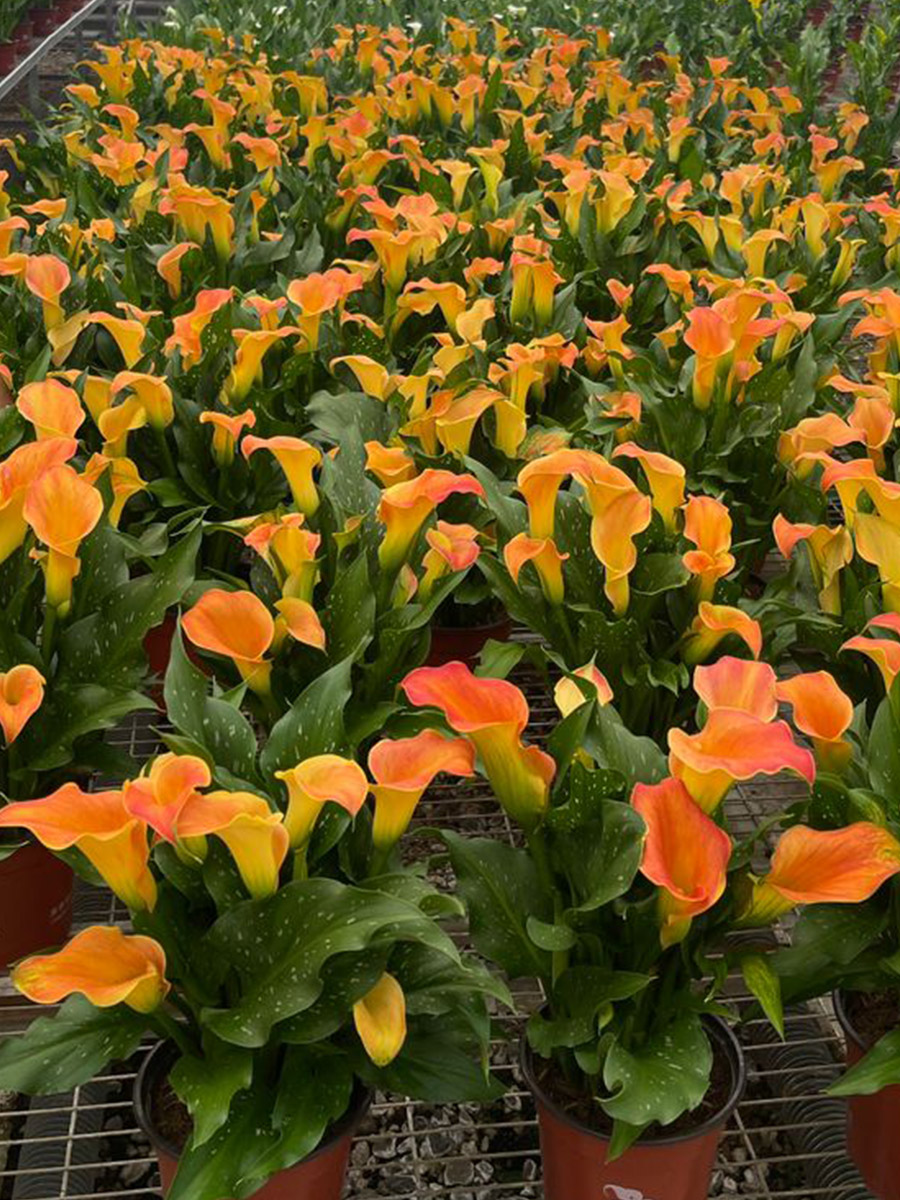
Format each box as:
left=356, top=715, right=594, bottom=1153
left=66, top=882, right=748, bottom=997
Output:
left=0, top=664, right=45, bottom=746
left=377, top=469, right=484, bottom=572
left=22, top=464, right=103, bottom=614
left=553, top=663, right=613, bottom=718
left=123, top=752, right=212, bottom=844
left=401, top=661, right=556, bottom=831
left=13, top=926, right=169, bottom=1013
left=176, top=790, right=290, bottom=899
left=274, top=755, right=369, bottom=849
left=368, top=729, right=475, bottom=852
left=182, top=589, right=275, bottom=695
left=242, top=435, right=322, bottom=517
left=632, top=777, right=732, bottom=947
left=353, top=972, right=407, bottom=1067
left=682, top=495, right=736, bottom=601
left=842, top=613, right=900, bottom=694
left=775, top=672, right=854, bottom=771
left=693, top=656, right=778, bottom=721
left=0, top=784, right=156, bottom=911
left=682, top=602, right=763, bottom=664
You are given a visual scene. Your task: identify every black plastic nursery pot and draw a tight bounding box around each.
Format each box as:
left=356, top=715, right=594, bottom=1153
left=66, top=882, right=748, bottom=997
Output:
left=521, top=1017, right=746, bottom=1200
left=834, top=989, right=900, bottom=1200
left=134, top=1041, right=372, bottom=1199
left=0, top=841, right=73, bottom=968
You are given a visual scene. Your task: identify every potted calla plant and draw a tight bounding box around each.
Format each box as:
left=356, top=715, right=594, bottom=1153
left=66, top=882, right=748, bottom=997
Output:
left=0, top=411, right=199, bottom=966
left=398, top=655, right=900, bottom=1199
left=0, top=725, right=507, bottom=1200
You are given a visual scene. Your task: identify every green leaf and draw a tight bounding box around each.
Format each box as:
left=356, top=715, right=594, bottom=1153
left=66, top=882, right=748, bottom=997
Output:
left=0, top=997, right=147, bottom=1094
left=438, top=830, right=551, bottom=980
left=741, top=955, right=784, bottom=1039
left=322, top=551, right=376, bottom=664
left=171, top=1043, right=254, bottom=1147
left=360, top=1011, right=503, bottom=1103
left=527, top=915, right=577, bottom=952
left=603, top=1013, right=713, bottom=1129
left=19, top=686, right=156, bottom=772
left=868, top=695, right=900, bottom=812
left=260, top=655, right=354, bottom=781
left=202, top=879, right=461, bottom=1046
left=583, top=703, right=667, bottom=787
left=829, top=1029, right=900, bottom=1097
left=630, top=552, right=691, bottom=595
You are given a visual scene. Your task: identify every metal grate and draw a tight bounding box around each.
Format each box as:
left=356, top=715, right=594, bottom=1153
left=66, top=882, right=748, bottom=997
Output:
left=0, top=671, right=876, bottom=1199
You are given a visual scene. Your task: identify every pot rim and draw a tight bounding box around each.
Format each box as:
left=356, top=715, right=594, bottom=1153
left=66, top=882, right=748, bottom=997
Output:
left=134, top=1040, right=372, bottom=1167
left=520, top=1013, right=746, bottom=1149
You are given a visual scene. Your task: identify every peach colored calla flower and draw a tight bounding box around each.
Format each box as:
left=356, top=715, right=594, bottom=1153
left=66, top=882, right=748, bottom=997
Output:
left=242, top=435, right=322, bottom=517
left=682, top=602, right=763, bottom=664
left=24, top=255, right=70, bottom=331
left=693, top=656, right=778, bottom=721
left=16, top=380, right=84, bottom=440
left=199, top=409, right=256, bottom=467
left=244, top=514, right=320, bottom=601
left=274, top=755, right=369, bottom=849
left=177, top=789, right=290, bottom=899
left=683, top=307, right=734, bottom=409
left=110, top=372, right=173, bottom=430
left=682, top=495, right=735, bottom=601
left=553, top=663, right=613, bottom=718
left=738, top=823, right=900, bottom=924
left=842, top=613, right=900, bottom=694
left=182, top=589, right=275, bottom=695
left=420, top=521, right=480, bottom=600
left=156, top=242, right=199, bottom=300
left=612, top=444, right=686, bottom=533
left=365, top=441, right=417, bottom=487
left=13, top=926, right=168, bottom=1012
left=401, top=661, right=556, bottom=831
left=377, top=469, right=484, bottom=572
left=633, top=776, right=732, bottom=947
left=368, top=729, right=475, bottom=852
left=89, top=314, right=146, bottom=370
left=669, top=709, right=815, bottom=813
left=0, top=664, right=45, bottom=746
left=776, top=672, right=854, bottom=771
left=516, top=449, right=599, bottom=540
left=854, top=512, right=900, bottom=615
left=123, top=753, right=212, bottom=844
left=504, top=532, right=568, bottom=605
left=353, top=973, right=407, bottom=1066
left=274, top=597, right=327, bottom=652
left=165, top=288, right=233, bottom=366
left=23, top=465, right=104, bottom=614
left=773, top=514, right=852, bottom=616
left=0, top=785, right=156, bottom=911
left=0, top=437, right=78, bottom=565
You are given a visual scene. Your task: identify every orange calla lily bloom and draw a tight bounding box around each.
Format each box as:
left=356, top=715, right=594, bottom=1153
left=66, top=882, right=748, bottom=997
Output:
left=738, top=823, right=900, bottom=925
left=682, top=602, right=763, bottom=664
left=612, top=444, right=686, bottom=533
left=854, top=512, right=900, bottom=615
left=401, top=661, right=556, bottom=830
left=110, top=373, right=173, bottom=430
left=165, top=288, right=233, bottom=366
left=160, top=182, right=234, bottom=260
left=199, top=409, right=256, bottom=467
left=89, top=314, right=146, bottom=370
left=365, top=441, right=417, bottom=487
left=553, top=663, right=613, bottom=718
left=504, top=532, right=568, bottom=605
left=516, top=449, right=599, bottom=540
left=0, top=437, right=78, bottom=565
left=633, top=776, right=732, bottom=947
left=156, top=242, right=199, bottom=300
left=693, top=656, right=778, bottom=721
left=23, top=465, right=103, bottom=614
left=288, top=270, right=361, bottom=351
left=368, top=729, right=475, bottom=852
left=274, top=755, right=369, bottom=850
left=225, top=330, right=294, bottom=403
left=579, top=465, right=652, bottom=615
left=24, top=255, right=70, bottom=331
left=0, top=664, right=45, bottom=745
left=13, top=926, right=168, bottom=1013
left=274, top=597, right=327, bottom=652
left=377, top=469, right=484, bottom=572
left=16, top=380, right=84, bottom=440
left=242, top=435, right=322, bottom=517
left=123, top=753, right=212, bottom=844
left=773, top=514, right=852, bottom=616
left=842, top=614, right=900, bottom=694
left=0, top=784, right=156, bottom=911
left=420, top=521, right=480, bottom=600
left=177, top=789, right=290, bottom=899
left=682, top=495, right=735, bottom=601
left=683, top=307, right=734, bottom=409
left=669, top=709, right=815, bottom=812
left=182, top=589, right=275, bottom=695
left=244, top=514, right=320, bottom=601
left=776, top=672, right=854, bottom=771
left=353, top=973, right=407, bottom=1066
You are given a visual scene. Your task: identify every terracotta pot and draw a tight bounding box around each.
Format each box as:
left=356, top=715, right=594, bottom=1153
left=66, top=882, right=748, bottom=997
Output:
left=426, top=616, right=512, bottom=668
left=0, top=42, right=17, bottom=73
left=135, top=1041, right=371, bottom=1199
left=12, top=20, right=33, bottom=52
left=835, top=990, right=900, bottom=1199
left=144, top=612, right=178, bottom=679
left=0, top=841, right=73, bottom=968
left=31, top=7, right=56, bottom=34
left=521, top=1017, right=745, bottom=1200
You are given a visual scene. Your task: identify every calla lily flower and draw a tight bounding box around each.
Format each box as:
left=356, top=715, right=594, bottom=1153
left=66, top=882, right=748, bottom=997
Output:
left=123, top=753, right=212, bottom=844
left=156, top=242, right=199, bottom=299
left=553, top=663, right=613, bottom=718
left=274, top=597, right=327, bottom=652
left=165, top=289, right=233, bottom=366
left=633, top=777, right=732, bottom=947
left=683, top=307, right=734, bottom=409
left=776, top=672, right=854, bottom=771
left=581, top=472, right=652, bottom=615
left=612, top=444, right=686, bottom=533
left=516, top=449, right=599, bottom=539
left=89, top=314, right=146, bottom=370
left=24, top=255, right=70, bottom=331
left=773, top=514, right=852, bottom=615
left=365, top=441, right=417, bottom=486
left=160, top=182, right=234, bottom=259
left=110, top=373, right=173, bottom=430
left=842, top=613, right=900, bottom=694
left=225, top=330, right=294, bottom=403
left=242, top=435, right=322, bottom=517
left=0, top=437, right=78, bottom=564
left=353, top=973, right=407, bottom=1066
left=23, top=465, right=103, bottom=614
left=199, top=409, right=256, bottom=467
left=669, top=709, right=815, bottom=812
left=244, top=514, right=320, bottom=601
left=693, top=657, right=778, bottom=721
left=368, top=729, right=475, bottom=851
left=854, top=512, right=900, bottom=614
left=0, top=785, right=156, bottom=911
left=504, top=532, right=568, bottom=605
left=13, top=926, right=169, bottom=1012
left=682, top=496, right=735, bottom=601
left=420, top=521, right=480, bottom=601
left=401, top=661, right=556, bottom=831
left=377, top=469, right=484, bottom=572
left=683, top=602, right=763, bottom=664
left=738, top=823, right=900, bottom=925
left=16, top=380, right=84, bottom=440
left=0, top=664, right=45, bottom=745
left=274, top=755, right=369, bottom=849
left=177, top=790, right=290, bottom=899
left=182, top=589, right=275, bottom=695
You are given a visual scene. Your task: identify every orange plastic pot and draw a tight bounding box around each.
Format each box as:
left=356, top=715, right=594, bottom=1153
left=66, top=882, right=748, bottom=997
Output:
left=0, top=841, right=73, bottom=968
left=835, top=990, right=900, bottom=1199
left=426, top=616, right=512, bottom=668
left=134, top=1042, right=371, bottom=1200
left=521, top=1017, right=745, bottom=1200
